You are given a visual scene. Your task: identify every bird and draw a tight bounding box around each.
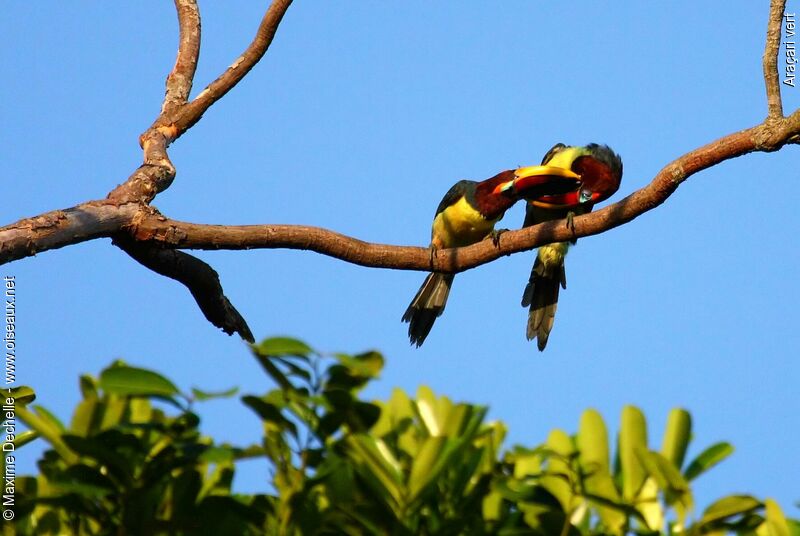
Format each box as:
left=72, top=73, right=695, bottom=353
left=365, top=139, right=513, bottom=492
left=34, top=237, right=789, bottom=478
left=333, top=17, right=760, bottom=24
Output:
left=402, top=165, right=582, bottom=347
left=521, top=143, right=623, bottom=351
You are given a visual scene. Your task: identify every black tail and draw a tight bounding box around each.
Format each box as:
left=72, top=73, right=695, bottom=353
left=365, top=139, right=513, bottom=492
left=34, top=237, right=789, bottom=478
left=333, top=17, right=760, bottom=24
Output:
left=521, top=255, right=566, bottom=351
left=401, top=273, right=454, bottom=347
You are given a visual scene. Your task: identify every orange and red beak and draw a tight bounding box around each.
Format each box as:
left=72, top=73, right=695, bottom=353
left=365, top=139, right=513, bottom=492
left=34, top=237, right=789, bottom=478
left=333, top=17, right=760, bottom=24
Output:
left=529, top=188, right=604, bottom=209
left=497, top=165, right=582, bottom=197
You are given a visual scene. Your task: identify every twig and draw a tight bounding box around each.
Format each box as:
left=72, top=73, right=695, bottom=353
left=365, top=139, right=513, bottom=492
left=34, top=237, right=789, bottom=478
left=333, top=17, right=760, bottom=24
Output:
left=162, top=0, right=201, bottom=115
left=175, top=0, right=293, bottom=135
left=109, top=0, right=292, bottom=204
left=763, top=0, right=787, bottom=118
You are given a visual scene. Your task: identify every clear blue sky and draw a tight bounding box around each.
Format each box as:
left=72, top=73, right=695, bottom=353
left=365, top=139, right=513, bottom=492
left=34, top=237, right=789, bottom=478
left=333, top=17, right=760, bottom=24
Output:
left=4, top=2, right=798, bottom=517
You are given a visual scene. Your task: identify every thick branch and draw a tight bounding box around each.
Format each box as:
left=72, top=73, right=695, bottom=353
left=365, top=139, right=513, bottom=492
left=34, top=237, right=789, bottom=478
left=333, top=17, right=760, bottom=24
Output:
left=4, top=111, right=800, bottom=273
left=174, top=0, right=293, bottom=135
left=106, top=0, right=203, bottom=205
left=107, top=160, right=177, bottom=205
left=114, top=235, right=254, bottom=342
left=763, top=0, right=786, bottom=118
left=0, top=202, right=139, bottom=264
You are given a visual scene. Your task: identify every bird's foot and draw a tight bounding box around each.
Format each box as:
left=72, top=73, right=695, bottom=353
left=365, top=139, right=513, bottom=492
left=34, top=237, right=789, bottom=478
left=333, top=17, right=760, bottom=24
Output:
left=428, top=245, right=437, bottom=269
left=565, top=211, right=579, bottom=244
left=565, top=211, right=577, bottom=233
left=490, top=228, right=508, bottom=247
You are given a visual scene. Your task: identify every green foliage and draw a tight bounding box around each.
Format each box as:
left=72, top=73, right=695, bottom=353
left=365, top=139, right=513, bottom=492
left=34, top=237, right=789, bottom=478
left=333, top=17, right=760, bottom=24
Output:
left=12, top=339, right=798, bottom=535
left=13, top=362, right=254, bottom=535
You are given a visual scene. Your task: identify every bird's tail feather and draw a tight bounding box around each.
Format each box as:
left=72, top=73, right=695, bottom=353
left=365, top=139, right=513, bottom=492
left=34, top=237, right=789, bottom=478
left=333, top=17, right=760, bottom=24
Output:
left=522, top=249, right=567, bottom=351
left=402, top=273, right=454, bottom=347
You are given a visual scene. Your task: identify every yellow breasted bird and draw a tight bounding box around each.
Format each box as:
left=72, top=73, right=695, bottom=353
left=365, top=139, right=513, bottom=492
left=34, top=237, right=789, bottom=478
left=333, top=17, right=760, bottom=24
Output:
left=521, top=143, right=623, bottom=351
left=402, top=165, right=582, bottom=347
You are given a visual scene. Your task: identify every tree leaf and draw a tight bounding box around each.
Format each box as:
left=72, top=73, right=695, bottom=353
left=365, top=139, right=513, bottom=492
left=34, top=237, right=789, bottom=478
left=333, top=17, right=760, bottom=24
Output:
left=577, top=408, right=610, bottom=475
left=541, top=429, right=576, bottom=513
left=99, top=365, right=179, bottom=397
left=275, top=357, right=312, bottom=382
left=345, top=435, right=404, bottom=507
left=100, top=396, right=128, bottom=429
left=252, top=353, right=292, bottom=391
left=577, top=409, right=625, bottom=532
left=200, top=446, right=236, bottom=464
left=16, top=405, right=78, bottom=464
left=636, top=448, right=693, bottom=525
left=33, top=404, right=66, bottom=433
left=407, top=436, right=449, bottom=500
left=581, top=471, right=628, bottom=532
left=191, top=386, right=239, bottom=401
left=334, top=351, right=384, bottom=379
left=763, top=498, right=791, bottom=536
left=1, top=385, right=36, bottom=406
left=699, top=494, right=762, bottom=526
left=661, top=408, right=691, bottom=470
left=241, top=396, right=297, bottom=438
left=62, top=432, right=139, bottom=487
left=70, top=398, right=100, bottom=437
left=619, top=404, right=647, bottom=500
left=636, top=449, right=689, bottom=494
left=58, top=463, right=117, bottom=497
left=13, top=429, right=38, bottom=449
left=79, top=374, right=98, bottom=400
left=253, top=336, right=314, bottom=359
left=350, top=401, right=381, bottom=431
left=684, top=442, right=733, bottom=481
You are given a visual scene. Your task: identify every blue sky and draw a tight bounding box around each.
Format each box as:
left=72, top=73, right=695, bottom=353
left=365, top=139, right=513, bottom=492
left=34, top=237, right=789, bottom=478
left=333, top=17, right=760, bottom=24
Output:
left=4, top=2, right=799, bottom=517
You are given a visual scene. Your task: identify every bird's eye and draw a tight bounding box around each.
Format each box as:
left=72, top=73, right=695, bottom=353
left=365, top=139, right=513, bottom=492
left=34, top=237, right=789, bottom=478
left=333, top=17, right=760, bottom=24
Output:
left=579, top=189, right=593, bottom=203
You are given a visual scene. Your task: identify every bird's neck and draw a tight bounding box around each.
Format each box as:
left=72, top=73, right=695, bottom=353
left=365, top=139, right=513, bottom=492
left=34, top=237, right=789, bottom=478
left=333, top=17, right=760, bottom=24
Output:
left=472, top=172, right=516, bottom=219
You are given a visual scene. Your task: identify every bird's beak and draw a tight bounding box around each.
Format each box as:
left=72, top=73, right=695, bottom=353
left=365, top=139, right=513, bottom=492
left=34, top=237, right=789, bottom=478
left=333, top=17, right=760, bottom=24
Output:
left=508, top=165, right=582, bottom=197
left=529, top=193, right=578, bottom=209
left=529, top=188, right=601, bottom=209
left=494, top=179, right=517, bottom=194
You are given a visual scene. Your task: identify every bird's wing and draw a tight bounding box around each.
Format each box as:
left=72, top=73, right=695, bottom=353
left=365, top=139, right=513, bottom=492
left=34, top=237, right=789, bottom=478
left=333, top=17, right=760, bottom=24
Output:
left=434, top=180, right=475, bottom=216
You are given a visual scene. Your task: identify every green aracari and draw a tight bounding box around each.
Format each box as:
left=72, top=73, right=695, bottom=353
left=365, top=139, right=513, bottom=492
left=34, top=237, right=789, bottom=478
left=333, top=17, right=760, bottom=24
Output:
left=402, top=165, right=582, bottom=347
left=521, top=143, right=623, bottom=351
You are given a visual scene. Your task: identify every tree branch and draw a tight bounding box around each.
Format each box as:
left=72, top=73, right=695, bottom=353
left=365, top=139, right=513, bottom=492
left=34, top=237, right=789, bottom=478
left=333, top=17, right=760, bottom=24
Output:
left=113, top=235, right=254, bottom=342
left=102, top=2, right=292, bottom=341
left=175, top=0, right=293, bottom=136
left=4, top=108, right=799, bottom=272
left=763, top=0, right=786, bottom=118
left=2, top=2, right=798, bottom=341
left=0, top=202, right=139, bottom=263
left=108, top=0, right=292, bottom=205
left=162, top=0, right=201, bottom=115
left=125, top=113, right=800, bottom=273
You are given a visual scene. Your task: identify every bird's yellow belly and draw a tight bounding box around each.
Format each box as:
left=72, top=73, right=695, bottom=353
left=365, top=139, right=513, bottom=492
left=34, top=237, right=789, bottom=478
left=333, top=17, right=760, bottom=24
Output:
left=431, top=197, right=500, bottom=248
left=538, top=242, right=570, bottom=270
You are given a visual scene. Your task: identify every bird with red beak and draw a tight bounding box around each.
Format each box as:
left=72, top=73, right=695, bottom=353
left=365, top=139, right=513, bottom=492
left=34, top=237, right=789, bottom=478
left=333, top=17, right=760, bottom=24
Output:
left=519, top=143, right=623, bottom=351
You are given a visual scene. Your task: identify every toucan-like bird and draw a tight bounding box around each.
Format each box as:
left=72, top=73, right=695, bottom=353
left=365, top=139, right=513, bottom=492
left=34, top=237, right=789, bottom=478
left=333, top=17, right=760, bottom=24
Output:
left=402, top=165, right=582, bottom=347
left=521, top=143, right=623, bottom=351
